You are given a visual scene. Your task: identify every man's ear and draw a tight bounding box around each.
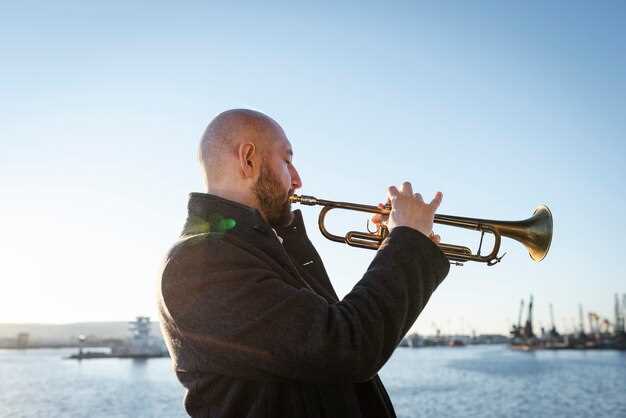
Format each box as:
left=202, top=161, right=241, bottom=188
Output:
left=238, top=143, right=256, bottom=178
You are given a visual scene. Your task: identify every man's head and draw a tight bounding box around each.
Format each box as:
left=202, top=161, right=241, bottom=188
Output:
left=199, top=109, right=302, bottom=227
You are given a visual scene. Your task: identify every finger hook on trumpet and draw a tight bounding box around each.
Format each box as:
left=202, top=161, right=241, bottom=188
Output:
left=366, top=219, right=378, bottom=234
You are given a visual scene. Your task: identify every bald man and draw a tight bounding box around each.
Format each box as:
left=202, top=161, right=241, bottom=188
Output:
left=158, top=109, right=450, bottom=418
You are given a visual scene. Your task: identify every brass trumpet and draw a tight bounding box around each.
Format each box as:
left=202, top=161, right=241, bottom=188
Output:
left=289, top=194, right=553, bottom=266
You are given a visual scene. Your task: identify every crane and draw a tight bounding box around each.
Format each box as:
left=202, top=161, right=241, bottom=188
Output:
left=510, top=299, right=525, bottom=338
left=578, top=304, right=586, bottom=337
left=549, top=303, right=560, bottom=338
left=588, top=312, right=601, bottom=339
left=517, top=299, right=525, bottom=331
left=523, top=295, right=535, bottom=338
left=613, top=293, right=626, bottom=335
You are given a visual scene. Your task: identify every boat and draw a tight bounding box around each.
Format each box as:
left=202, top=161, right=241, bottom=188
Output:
left=67, top=316, right=168, bottom=360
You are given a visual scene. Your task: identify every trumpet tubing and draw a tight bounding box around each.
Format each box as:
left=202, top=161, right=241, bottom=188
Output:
left=289, top=194, right=553, bottom=266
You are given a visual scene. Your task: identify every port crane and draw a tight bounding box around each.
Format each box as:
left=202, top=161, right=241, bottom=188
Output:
left=578, top=304, right=586, bottom=338
left=548, top=303, right=560, bottom=338
left=517, top=299, right=524, bottom=333
left=523, top=295, right=535, bottom=338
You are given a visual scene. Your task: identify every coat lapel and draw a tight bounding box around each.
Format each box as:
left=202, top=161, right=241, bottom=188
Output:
left=182, top=193, right=315, bottom=292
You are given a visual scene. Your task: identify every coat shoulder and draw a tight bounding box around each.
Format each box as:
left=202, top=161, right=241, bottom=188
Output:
left=165, top=233, right=237, bottom=271
left=162, top=231, right=275, bottom=281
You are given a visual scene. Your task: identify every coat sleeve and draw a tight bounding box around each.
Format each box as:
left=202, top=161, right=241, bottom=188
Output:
left=159, top=226, right=450, bottom=384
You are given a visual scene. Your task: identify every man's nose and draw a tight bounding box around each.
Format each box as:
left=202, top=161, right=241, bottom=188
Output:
left=290, top=165, right=303, bottom=190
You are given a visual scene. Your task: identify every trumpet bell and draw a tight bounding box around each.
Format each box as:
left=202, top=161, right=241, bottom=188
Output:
left=484, top=204, right=553, bottom=262
left=518, top=205, right=553, bottom=262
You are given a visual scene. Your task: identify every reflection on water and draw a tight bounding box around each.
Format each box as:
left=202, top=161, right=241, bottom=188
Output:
left=381, top=346, right=626, bottom=418
left=1, top=346, right=624, bottom=418
left=0, top=348, right=186, bottom=418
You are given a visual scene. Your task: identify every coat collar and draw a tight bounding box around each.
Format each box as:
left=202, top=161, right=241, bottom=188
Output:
left=182, top=192, right=306, bottom=238
left=181, top=193, right=313, bottom=290
left=182, top=192, right=273, bottom=238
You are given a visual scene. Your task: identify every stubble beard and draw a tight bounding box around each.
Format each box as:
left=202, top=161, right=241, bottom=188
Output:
left=253, top=161, right=292, bottom=228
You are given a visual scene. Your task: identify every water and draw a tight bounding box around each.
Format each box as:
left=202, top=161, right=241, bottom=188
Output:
left=1, top=346, right=625, bottom=418
left=380, top=346, right=626, bottom=418
left=0, top=348, right=186, bottom=418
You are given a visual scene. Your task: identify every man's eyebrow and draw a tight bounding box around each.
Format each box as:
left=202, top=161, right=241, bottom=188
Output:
left=286, top=149, right=293, bottom=156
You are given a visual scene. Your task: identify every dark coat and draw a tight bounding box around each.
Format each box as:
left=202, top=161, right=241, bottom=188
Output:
left=158, top=193, right=450, bottom=418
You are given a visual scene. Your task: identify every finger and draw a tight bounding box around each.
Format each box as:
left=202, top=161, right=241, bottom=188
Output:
left=387, top=186, right=399, bottom=200
left=429, top=191, right=443, bottom=211
left=414, top=192, right=424, bottom=202
left=371, top=213, right=386, bottom=223
left=371, top=202, right=388, bottom=223
left=400, top=181, right=413, bottom=195
left=432, top=234, right=441, bottom=244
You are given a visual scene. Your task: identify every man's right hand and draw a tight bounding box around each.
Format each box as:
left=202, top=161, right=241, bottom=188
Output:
left=371, top=181, right=443, bottom=240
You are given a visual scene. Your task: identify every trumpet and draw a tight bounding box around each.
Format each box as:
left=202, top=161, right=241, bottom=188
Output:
left=289, top=194, right=553, bottom=266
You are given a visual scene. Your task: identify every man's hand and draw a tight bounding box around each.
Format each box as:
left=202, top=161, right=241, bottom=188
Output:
left=371, top=181, right=443, bottom=243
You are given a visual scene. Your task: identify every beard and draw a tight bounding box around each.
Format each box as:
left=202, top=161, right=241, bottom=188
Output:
left=253, top=161, right=293, bottom=228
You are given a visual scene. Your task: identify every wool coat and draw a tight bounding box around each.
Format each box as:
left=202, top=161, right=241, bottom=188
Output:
left=158, top=193, right=450, bottom=418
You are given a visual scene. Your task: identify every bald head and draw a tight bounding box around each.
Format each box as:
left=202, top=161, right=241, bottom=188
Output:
left=199, top=109, right=286, bottom=187
left=197, top=108, right=302, bottom=225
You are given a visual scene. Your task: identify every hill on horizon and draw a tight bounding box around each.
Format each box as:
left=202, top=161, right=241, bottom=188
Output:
left=0, top=321, right=164, bottom=343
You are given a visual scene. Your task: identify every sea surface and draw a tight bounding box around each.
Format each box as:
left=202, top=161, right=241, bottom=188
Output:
left=1, top=345, right=625, bottom=418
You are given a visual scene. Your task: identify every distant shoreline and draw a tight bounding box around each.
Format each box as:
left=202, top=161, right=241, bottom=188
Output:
left=1, top=344, right=109, bottom=350
left=0, top=321, right=165, bottom=349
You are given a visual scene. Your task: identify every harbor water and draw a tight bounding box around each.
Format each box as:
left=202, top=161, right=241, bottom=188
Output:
left=1, top=345, right=624, bottom=418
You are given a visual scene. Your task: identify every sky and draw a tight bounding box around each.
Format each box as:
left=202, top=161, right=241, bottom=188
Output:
left=1, top=1, right=625, bottom=334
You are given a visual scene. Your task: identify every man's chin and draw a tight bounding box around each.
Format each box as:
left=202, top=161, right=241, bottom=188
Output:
left=271, top=203, right=294, bottom=228
left=282, top=208, right=295, bottom=227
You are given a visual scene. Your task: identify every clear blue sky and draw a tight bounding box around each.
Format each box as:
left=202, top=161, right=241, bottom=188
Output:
left=1, top=1, right=625, bottom=334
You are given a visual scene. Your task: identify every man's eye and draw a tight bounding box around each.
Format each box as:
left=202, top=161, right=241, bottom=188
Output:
left=285, top=160, right=291, bottom=165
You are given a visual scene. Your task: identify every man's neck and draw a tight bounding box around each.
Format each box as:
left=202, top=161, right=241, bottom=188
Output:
left=205, top=186, right=268, bottom=222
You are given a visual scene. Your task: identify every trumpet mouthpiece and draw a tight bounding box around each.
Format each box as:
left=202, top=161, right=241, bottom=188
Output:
left=289, top=194, right=318, bottom=206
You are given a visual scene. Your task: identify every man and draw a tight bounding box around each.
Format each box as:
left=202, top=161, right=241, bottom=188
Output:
left=158, top=109, right=450, bottom=418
